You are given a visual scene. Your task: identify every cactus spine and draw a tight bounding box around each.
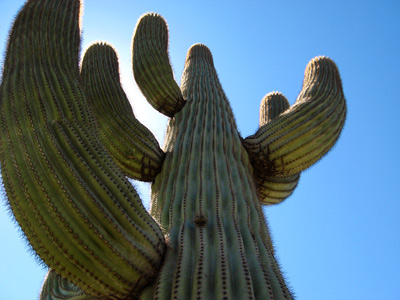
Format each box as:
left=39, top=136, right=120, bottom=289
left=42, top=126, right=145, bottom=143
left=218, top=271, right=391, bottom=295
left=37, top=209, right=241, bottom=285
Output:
left=0, top=1, right=346, bottom=299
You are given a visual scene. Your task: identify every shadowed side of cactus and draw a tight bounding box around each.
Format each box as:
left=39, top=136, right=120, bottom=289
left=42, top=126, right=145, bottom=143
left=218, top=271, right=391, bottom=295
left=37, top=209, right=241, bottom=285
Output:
left=80, top=43, right=165, bottom=181
left=0, top=1, right=165, bottom=298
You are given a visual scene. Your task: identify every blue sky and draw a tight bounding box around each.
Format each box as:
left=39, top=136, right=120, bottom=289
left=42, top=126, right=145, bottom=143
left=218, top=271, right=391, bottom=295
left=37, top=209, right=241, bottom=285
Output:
left=0, top=0, right=399, bottom=299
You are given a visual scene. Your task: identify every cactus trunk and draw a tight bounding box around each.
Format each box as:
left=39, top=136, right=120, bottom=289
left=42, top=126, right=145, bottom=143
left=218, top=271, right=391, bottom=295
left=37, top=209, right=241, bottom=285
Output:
left=148, top=45, right=292, bottom=300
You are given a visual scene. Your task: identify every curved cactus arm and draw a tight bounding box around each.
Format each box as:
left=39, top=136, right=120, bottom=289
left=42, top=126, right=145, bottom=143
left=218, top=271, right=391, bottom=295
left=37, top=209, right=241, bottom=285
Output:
left=243, top=56, right=346, bottom=177
left=132, top=13, right=185, bottom=117
left=0, top=0, right=165, bottom=298
left=40, top=269, right=95, bottom=300
left=253, top=92, right=301, bottom=205
left=81, top=43, right=165, bottom=181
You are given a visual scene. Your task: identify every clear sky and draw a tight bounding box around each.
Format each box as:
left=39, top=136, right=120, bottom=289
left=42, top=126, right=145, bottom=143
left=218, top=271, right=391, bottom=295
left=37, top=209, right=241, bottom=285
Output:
left=0, top=0, right=399, bottom=299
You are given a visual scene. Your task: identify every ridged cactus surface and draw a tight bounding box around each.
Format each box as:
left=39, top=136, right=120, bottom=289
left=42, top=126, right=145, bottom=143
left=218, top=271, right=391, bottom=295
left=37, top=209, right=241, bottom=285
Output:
left=0, top=1, right=165, bottom=298
left=133, top=13, right=185, bottom=117
left=81, top=43, right=165, bottom=181
left=0, top=1, right=346, bottom=299
left=255, top=92, right=300, bottom=204
left=147, top=44, right=292, bottom=299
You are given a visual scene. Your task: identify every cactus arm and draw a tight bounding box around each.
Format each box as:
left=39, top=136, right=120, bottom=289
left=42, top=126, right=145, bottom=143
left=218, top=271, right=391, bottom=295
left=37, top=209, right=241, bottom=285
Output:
left=253, top=92, right=301, bottom=205
left=0, top=0, right=165, bottom=298
left=80, top=43, right=165, bottom=181
left=243, top=56, right=346, bottom=177
left=132, top=13, right=185, bottom=117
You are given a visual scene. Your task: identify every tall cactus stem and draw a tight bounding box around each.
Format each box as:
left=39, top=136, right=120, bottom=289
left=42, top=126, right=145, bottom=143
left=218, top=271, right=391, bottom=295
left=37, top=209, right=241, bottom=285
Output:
left=148, top=44, right=293, bottom=299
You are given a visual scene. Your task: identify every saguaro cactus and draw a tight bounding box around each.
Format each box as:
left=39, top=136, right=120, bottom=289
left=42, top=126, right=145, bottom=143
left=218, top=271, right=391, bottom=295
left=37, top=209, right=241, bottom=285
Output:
left=0, top=1, right=346, bottom=300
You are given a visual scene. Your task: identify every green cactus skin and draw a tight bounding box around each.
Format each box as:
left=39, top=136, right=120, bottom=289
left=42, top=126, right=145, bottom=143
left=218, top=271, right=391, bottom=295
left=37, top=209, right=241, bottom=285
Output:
left=147, top=43, right=293, bottom=300
left=0, top=1, right=347, bottom=299
left=132, top=13, right=185, bottom=117
left=255, top=92, right=301, bottom=205
left=260, top=92, right=291, bottom=123
left=243, top=57, right=347, bottom=177
left=0, top=1, right=165, bottom=298
left=40, top=269, right=92, bottom=300
left=80, top=43, right=164, bottom=181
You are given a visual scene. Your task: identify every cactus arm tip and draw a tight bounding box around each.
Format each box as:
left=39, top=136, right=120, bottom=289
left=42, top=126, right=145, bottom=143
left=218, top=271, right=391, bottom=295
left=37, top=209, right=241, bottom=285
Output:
left=132, top=13, right=185, bottom=117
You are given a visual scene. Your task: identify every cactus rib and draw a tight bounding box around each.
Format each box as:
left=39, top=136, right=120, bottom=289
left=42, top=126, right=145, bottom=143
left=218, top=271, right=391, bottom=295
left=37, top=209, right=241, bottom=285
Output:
left=0, top=1, right=165, bottom=298
left=81, top=43, right=165, bottom=181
